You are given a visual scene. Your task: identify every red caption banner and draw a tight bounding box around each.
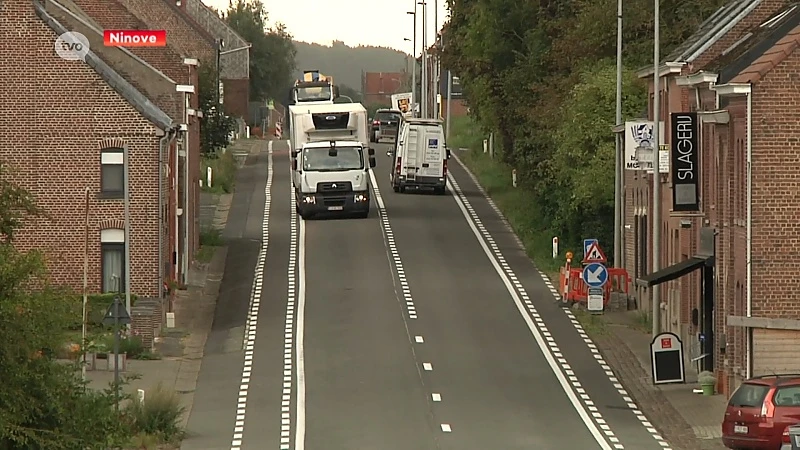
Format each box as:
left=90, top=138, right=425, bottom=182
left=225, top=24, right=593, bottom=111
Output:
left=104, top=30, right=166, bottom=47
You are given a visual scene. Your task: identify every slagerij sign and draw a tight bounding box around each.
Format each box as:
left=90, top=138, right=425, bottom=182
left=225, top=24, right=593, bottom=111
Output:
left=670, top=112, right=699, bottom=211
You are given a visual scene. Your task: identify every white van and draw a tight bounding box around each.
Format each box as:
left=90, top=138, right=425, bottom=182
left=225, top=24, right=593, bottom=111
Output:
left=387, top=118, right=450, bottom=195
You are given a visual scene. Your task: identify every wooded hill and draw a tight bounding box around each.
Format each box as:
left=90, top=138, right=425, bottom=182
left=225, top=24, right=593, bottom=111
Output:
left=293, top=40, right=409, bottom=93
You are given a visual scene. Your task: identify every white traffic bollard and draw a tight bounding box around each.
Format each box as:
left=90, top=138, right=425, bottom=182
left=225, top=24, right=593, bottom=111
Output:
left=552, top=237, right=559, bottom=258
left=483, top=139, right=488, bottom=153
left=206, top=167, right=212, bottom=188
left=137, top=389, right=145, bottom=406
left=512, top=169, right=518, bottom=188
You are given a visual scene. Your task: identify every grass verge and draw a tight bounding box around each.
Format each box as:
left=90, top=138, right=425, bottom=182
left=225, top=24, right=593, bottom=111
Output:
left=572, top=308, right=609, bottom=336
left=196, top=227, right=223, bottom=264
left=448, top=116, right=562, bottom=275
left=201, top=150, right=237, bottom=194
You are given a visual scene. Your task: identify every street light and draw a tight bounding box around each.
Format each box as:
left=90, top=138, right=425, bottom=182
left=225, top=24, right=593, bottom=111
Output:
left=651, top=0, right=662, bottom=337
left=418, top=1, right=428, bottom=118
left=407, top=10, right=417, bottom=113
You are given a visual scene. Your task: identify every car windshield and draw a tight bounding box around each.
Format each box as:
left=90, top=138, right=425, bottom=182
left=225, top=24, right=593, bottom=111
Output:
left=729, top=383, right=770, bottom=407
left=296, top=86, right=332, bottom=102
left=303, top=146, right=363, bottom=171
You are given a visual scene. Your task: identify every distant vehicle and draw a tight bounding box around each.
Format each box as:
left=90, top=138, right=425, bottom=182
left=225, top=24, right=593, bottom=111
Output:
left=284, top=70, right=340, bottom=132
left=780, top=424, right=800, bottom=449
left=387, top=118, right=450, bottom=195
left=722, top=374, right=800, bottom=449
left=370, top=109, right=403, bottom=143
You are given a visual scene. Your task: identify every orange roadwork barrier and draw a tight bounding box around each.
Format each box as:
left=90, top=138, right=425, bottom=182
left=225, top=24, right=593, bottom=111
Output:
left=559, top=264, right=631, bottom=306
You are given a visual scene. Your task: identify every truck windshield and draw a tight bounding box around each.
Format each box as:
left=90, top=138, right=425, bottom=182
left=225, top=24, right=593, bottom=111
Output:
left=296, top=86, right=333, bottom=102
left=303, top=146, right=363, bottom=171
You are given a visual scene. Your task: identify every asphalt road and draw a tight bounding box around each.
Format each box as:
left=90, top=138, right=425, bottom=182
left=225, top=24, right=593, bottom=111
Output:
left=184, top=139, right=668, bottom=450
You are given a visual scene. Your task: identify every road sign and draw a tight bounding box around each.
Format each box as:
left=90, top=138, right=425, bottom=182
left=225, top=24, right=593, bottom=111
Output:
left=102, top=296, right=131, bottom=327
left=651, top=332, right=685, bottom=384
left=583, top=241, right=608, bottom=264
left=583, top=239, right=598, bottom=256
left=582, top=263, right=608, bottom=288
left=587, top=287, right=604, bottom=312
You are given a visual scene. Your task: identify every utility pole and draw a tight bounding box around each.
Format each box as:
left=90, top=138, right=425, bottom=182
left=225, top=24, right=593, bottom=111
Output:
left=215, top=39, right=222, bottom=107
left=445, top=70, right=452, bottom=143
left=651, top=0, right=662, bottom=337
left=407, top=8, right=417, bottom=112
left=419, top=1, right=428, bottom=119
left=434, top=0, right=439, bottom=119
left=123, top=145, right=131, bottom=322
left=81, top=187, right=90, bottom=382
left=614, top=0, right=623, bottom=269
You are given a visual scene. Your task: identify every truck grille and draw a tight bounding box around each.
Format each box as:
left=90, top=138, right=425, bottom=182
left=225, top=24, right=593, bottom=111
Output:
left=317, top=182, right=352, bottom=192
left=322, top=196, right=347, bottom=207
left=311, top=112, right=349, bottom=130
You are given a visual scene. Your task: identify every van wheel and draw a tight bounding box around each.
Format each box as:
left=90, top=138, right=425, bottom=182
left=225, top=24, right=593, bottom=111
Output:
left=393, top=184, right=400, bottom=192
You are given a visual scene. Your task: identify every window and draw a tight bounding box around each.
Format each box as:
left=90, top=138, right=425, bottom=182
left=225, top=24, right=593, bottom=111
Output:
left=728, top=382, right=770, bottom=407
left=101, top=228, right=125, bottom=293
left=101, top=148, right=124, bottom=198
left=774, top=385, right=800, bottom=407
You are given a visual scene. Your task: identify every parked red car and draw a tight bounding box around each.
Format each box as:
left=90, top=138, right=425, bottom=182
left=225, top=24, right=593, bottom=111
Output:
left=722, top=374, right=800, bottom=449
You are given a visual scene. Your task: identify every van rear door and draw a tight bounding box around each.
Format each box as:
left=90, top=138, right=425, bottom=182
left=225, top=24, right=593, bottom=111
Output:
left=418, top=125, right=444, bottom=178
left=401, top=126, right=419, bottom=178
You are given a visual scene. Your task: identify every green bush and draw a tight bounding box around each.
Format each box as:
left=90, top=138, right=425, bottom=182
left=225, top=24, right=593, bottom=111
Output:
left=67, top=293, right=139, bottom=331
left=199, top=227, right=224, bottom=246
left=201, top=150, right=237, bottom=194
left=127, top=383, right=185, bottom=441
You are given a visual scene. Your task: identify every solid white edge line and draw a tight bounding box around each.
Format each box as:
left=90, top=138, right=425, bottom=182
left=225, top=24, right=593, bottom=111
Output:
left=368, top=169, right=385, bottom=210
left=447, top=173, right=613, bottom=450
left=295, top=200, right=307, bottom=450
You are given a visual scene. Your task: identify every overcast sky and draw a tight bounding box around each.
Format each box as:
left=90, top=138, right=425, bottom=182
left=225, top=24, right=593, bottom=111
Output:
left=202, top=0, right=449, bottom=54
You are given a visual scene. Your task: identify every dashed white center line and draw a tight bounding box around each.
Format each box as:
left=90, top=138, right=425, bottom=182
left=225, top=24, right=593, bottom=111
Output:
left=280, top=183, right=299, bottom=449
left=432, top=393, right=442, bottom=402
left=422, top=363, right=433, bottom=371
left=441, top=424, right=452, bottom=433
left=414, top=335, right=424, bottom=343
left=230, top=141, right=273, bottom=450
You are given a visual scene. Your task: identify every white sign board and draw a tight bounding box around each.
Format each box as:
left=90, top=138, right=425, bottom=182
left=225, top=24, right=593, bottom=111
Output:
left=391, top=92, right=413, bottom=117
left=650, top=332, right=685, bottom=384
left=587, top=288, right=604, bottom=312
left=625, top=121, right=665, bottom=172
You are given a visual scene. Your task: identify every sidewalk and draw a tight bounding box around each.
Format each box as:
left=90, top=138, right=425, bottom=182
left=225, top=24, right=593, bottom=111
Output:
left=85, top=138, right=261, bottom=442
left=585, top=308, right=728, bottom=450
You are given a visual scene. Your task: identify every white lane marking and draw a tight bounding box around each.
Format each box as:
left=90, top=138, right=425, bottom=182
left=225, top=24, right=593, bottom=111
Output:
left=423, top=363, right=433, bottom=371
left=432, top=393, right=442, bottom=402
left=441, top=424, right=452, bottom=433
left=415, top=336, right=424, bottom=343
left=278, top=182, right=301, bottom=449
left=231, top=141, right=273, bottom=450
left=450, top=153, right=673, bottom=450
left=295, top=190, right=307, bottom=450
left=368, top=169, right=418, bottom=319
left=445, top=172, right=615, bottom=450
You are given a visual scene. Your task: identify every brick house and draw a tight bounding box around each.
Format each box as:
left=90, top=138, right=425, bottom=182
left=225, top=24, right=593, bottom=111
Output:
left=0, top=0, right=198, bottom=299
left=362, top=71, right=407, bottom=106
left=117, top=0, right=252, bottom=126
left=179, top=0, right=251, bottom=125
left=672, top=4, right=800, bottom=394
left=70, top=0, right=203, bottom=283
left=621, top=0, right=795, bottom=395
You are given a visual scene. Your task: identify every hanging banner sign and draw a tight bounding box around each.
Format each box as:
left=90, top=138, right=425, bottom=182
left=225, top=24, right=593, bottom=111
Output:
left=671, top=112, right=700, bottom=212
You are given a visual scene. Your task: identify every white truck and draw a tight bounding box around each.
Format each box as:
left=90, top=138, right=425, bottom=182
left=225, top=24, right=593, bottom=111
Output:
left=289, top=103, right=376, bottom=219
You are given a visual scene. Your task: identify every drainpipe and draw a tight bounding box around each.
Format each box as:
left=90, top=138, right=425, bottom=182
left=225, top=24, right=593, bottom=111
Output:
left=745, top=84, right=753, bottom=378
left=182, top=93, right=190, bottom=284
left=157, top=130, right=172, bottom=299
left=174, top=134, right=180, bottom=285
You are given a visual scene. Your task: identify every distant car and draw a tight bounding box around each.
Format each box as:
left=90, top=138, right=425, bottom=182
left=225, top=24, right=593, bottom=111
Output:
left=722, top=374, right=800, bottom=449
left=780, top=424, right=800, bottom=450
left=370, top=109, right=403, bottom=143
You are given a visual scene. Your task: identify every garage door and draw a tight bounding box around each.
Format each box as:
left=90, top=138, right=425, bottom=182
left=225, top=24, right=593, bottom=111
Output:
left=753, top=329, right=800, bottom=376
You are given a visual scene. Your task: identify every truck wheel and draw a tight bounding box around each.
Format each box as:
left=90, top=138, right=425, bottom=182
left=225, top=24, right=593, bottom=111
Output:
left=355, top=210, right=369, bottom=219
left=393, top=184, right=400, bottom=192
left=434, top=186, right=446, bottom=195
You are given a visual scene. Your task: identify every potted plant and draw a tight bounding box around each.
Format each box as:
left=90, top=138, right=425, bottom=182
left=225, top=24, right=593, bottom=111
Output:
left=698, top=370, right=716, bottom=396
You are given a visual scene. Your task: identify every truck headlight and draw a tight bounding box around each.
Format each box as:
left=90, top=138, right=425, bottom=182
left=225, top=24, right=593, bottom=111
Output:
left=354, top=193, right=368, bottom=202
left=303, top=195, right=315, bottom=204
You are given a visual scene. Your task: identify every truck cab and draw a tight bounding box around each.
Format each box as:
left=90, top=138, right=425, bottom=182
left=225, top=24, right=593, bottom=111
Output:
left=292, top=140, right=376, bottom=219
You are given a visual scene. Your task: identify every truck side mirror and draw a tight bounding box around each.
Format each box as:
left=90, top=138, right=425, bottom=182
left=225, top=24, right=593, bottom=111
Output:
left=333, top=86, right=340, bottom=99
left=369, top=156, right=376, bottom=168
left=291, top=159, right=297, bottom=171
left=367, top=148, right=375, bottom=156
left=386, top=150, right=392, bottom=157
left=446, top=148, right=451, bottom=159
left=291, top=150, right=299, bottom=158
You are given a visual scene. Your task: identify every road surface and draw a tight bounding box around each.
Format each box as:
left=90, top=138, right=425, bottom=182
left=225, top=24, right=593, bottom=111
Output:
left=183, top=139, right=669, bottom=450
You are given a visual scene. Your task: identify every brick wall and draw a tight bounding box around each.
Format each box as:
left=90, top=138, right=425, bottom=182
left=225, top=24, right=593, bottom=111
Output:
left=0, top=0, right=167, bottom=297
left=693, top=0, right=790, bottom=70
left=223, top=78, right=249, bottom=123
left=118, top=0, right=215, bottom=64
left=750, top=48, right=800, bottom=318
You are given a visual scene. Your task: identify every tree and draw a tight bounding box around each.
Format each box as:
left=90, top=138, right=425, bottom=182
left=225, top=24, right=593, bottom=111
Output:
left=198, top=63, right=236, bottom=154
left=222, top=0, right=297, bottom=102
left=0, top=164, right=131, bottom=449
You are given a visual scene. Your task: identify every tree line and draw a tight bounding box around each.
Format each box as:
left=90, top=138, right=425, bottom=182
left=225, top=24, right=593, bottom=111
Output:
left=440, top=0, right=726, bottom=260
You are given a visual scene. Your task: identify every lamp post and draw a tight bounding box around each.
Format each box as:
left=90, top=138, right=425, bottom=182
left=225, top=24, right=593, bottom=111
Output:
left=404, top=37, right=413, bottom=92
left=407, top=10, right=416, bottom=114
left=651, top=0, right=662, bottom=337
left=418, top=1, right=427, bottom=119
left=81, top=187, right=90, bottom=382
left=215, top=39, right=224, bottom=108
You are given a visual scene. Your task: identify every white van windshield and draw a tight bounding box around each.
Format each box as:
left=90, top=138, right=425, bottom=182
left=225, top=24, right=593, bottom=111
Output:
left=303, top=146, right=364, bottom=171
